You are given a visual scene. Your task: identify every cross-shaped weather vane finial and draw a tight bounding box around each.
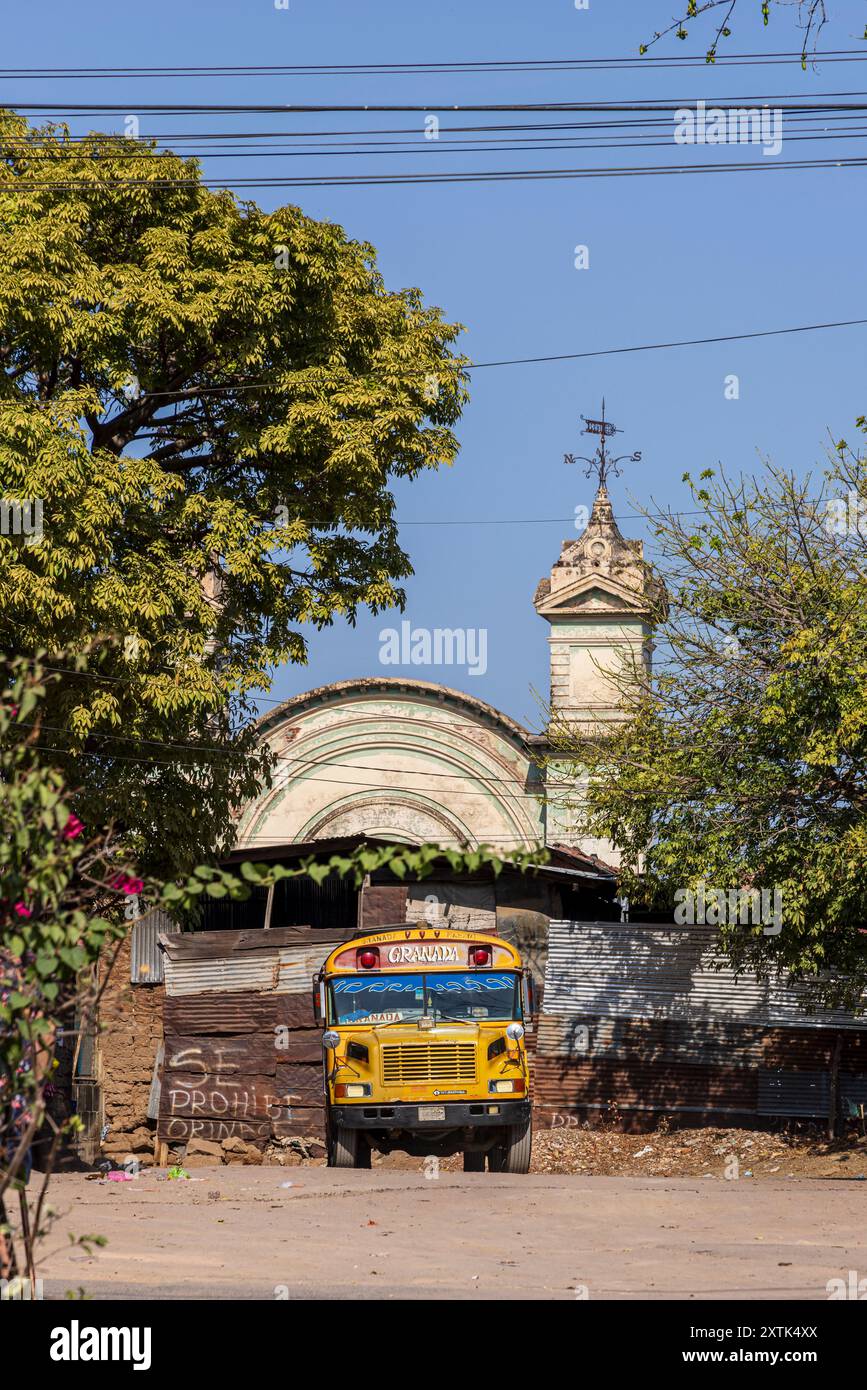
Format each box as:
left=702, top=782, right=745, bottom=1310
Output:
left=564, top=399, right=641, bottom=490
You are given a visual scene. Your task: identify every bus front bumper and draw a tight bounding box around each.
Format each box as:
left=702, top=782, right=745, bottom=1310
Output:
left=331, top=1099, right=531, bottom=1131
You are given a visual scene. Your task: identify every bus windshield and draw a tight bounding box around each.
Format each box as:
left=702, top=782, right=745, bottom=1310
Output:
left=330, top=971, right=521, bottom=1025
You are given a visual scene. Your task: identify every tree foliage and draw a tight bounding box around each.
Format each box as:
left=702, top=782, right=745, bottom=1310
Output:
left=549, top=438, right=867, bottom=1006
left=0, top=110, right=468, bottom=876
left=640, top=1, right=836, bottom=66
left=0, top=652, right=547, bottom=1285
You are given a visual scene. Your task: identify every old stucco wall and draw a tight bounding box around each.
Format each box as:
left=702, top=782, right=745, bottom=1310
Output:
left=97, top=932, right=163, bottom=1162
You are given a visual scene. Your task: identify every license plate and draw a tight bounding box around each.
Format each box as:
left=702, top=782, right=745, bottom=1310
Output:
left=418, top=1105, right=446, bottom=1122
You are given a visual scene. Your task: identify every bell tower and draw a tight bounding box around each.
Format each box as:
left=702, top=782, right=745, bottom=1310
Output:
left=534, top=405, right=661, bottom=853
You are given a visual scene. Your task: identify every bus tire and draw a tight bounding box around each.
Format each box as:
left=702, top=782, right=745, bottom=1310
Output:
left=492, top=1117, right=532, bottom=1174
left=463, top=1149, right=485, bottom=1172
left=329, top=1122, right=359, bottom=1169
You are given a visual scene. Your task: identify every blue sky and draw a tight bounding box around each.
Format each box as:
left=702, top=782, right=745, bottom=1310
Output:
left=5, top=1, right=866, bottom=730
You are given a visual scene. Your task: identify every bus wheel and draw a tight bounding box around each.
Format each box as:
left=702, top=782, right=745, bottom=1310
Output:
left=329, top=1124, right=360, bottom=1168
left=491, top=1118, right=532, bottom=1174
left=463, top=1150, right=485, bottom=1172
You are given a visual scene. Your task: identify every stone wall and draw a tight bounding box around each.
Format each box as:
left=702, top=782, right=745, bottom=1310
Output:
left=97, top=932, right=163, bottom=1163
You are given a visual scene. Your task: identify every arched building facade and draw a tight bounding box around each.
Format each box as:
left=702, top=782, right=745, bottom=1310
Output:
left=237, top=678, right=544, bottom=852
left=236, top=484, right=659, bottom=863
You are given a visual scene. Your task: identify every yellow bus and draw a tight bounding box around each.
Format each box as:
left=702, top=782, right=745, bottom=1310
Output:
left=314, top=925, right=535, bottom=1172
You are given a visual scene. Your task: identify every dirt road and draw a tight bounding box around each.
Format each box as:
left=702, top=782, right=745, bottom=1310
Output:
left=33, top=1168, right=867, bottom=1301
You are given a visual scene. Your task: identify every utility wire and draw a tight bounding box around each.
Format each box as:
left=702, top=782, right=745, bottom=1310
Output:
left=3, top=50, right=867, bottom=77
left=22, top=737, right=803, bottom=808
left=17, top=154, right=867, bottom=190
left=22, top=717, right=817, bottom=780
left=12, top=91, right=867, bottom=113
left=10, top=111, right=864, bottom=140
left=10, top=129, right=867, bottom=160
left=10, top=314, right=858, bottom=403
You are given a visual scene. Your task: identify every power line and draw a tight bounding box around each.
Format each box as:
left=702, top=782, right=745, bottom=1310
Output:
left=24, top=717, right=810, bottom=780
left=10, top=128, right=867, bottom=161
left=11, top=314, right=858, bottom=404
left=12, top=91, right=867, bottom=113
left=10, top=110, right=862, bottom=141
left=16, top=153, right=867, bottom=190
left=23, top=737, right=806, bottom=808
left=3, top=50, right=867, bottom=77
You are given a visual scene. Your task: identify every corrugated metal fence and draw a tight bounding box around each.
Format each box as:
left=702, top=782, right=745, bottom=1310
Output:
left=535, top=922, right=867, bottom=1128
left=157, top=926, right=357, bottom=1152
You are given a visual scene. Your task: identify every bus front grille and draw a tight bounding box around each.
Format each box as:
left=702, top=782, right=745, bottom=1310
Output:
left=381, top=1043, right=477, bottom=1085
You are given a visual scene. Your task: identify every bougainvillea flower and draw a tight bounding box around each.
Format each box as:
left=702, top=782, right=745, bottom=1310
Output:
left=62, top=814, right=85, bottom=840
left=109, top=873, right=144, bottom=896
left=13, top=902, right=32, bottom=918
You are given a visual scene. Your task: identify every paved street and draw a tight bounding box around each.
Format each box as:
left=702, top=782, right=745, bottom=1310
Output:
left=35, top=1169, right=867, bottom=1301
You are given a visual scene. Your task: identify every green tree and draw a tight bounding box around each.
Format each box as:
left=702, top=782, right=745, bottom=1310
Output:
left=0, top=111, right=468, bottom=876
left=549, top=439, right=867, bottom=1006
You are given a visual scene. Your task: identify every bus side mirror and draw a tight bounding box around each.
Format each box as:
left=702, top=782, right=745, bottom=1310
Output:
left=312, top=973, right=326, bottom=1026
left=522, top=968, right=536, bottom=1022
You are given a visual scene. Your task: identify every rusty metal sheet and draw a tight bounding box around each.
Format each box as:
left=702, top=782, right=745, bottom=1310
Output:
left=164, top=992, right=276, bottom=1035
left=361, top=884, right=407, bottom=929
left=163, top=940, right=342, bottom=997
left=276, top=994, right=320, bottom=1031
left=161, top=1075, right=279, bottom=1122
left=757, top=1070, right=830, bottom=1117
left=164, top=951, right=281, bottom=997
left=164, top=1035, right=278, bottom=1080
left=132, top=910, right=178, bottom=984
left=535, top=1014, right=766, bottom=1067
left=159, top=927, right=339, bottom=959
left=275, top=944, right=338, bottom=996
left=157, top=1116, right=271, bottom=1146
left=274, top=1033, right=324, bottom=1064
left=274, top=1062, right=324, bottom=1107
left=761, top=1030, right=836, bottom=1071
left=272, top=1110, right=327, bottom=1141
left=534, top=1103, right=757, bottom=1129
left=531, top=1057, right=759, bottom=1112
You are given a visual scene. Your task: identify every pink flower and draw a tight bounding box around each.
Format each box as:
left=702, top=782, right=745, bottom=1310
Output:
left=13, top=902, right=32, bottom=919
left=110, top=873, right=144, bottom=896
left=63, top=814, right=84, bottom=841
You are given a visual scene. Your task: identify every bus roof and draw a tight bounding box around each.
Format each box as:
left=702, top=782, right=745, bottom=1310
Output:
left=322, top=925, right=521, bottom=975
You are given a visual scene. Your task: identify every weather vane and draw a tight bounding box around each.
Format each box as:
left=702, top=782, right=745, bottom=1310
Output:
left=564, top=399, right=641, bottom=490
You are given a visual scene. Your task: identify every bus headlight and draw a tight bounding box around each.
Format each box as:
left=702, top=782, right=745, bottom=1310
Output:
left=335, top=1083, right=371, bottom=1098
left=488, top=1079, right=526, bottom=1094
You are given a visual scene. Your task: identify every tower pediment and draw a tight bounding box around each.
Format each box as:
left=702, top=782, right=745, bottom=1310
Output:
left=534, top=570, right=652, bottom=618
